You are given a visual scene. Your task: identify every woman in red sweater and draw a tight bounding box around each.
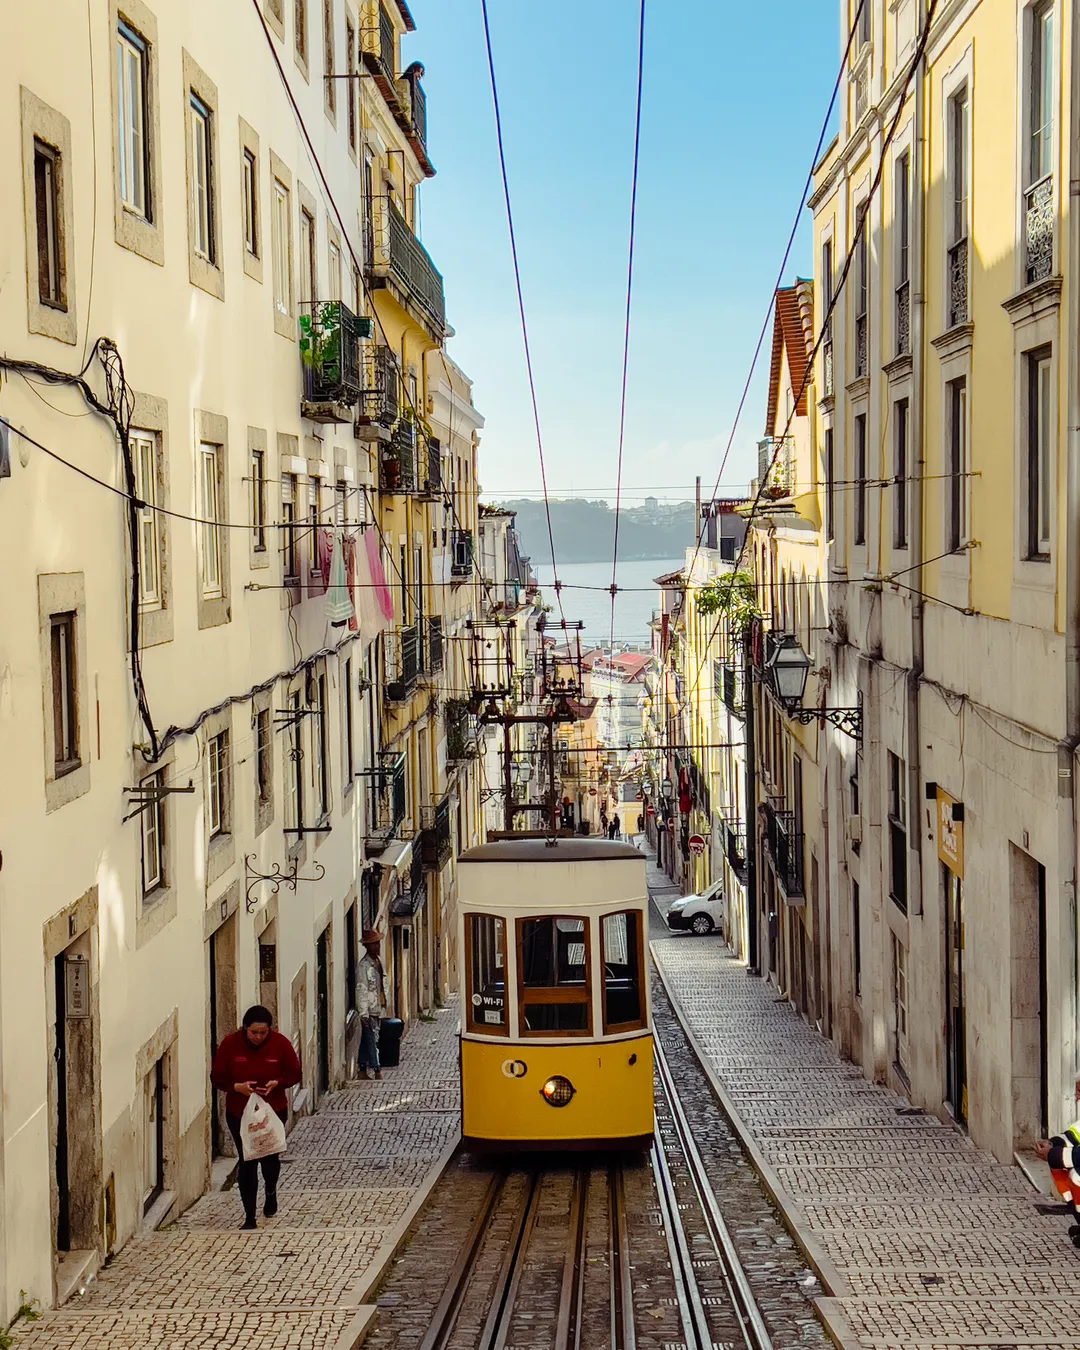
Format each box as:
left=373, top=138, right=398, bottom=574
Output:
left=210, top=1005, right=302, bottom=1229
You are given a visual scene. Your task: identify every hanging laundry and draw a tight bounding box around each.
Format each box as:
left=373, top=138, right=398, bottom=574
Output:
left=365, top=529, right=395, bottom=623
left=312, top=528, right=333, bottom=596
left=325, top=531, right=355, bottom=627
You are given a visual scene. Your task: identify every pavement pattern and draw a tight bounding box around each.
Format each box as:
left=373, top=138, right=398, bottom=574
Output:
left=646, top=849, right=1080, bottom=1349
left=14, top=1011, right=460, bottom=1350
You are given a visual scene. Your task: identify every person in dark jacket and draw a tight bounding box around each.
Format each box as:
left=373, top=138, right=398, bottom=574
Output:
left=211, top=1005, right=302, bottom=1229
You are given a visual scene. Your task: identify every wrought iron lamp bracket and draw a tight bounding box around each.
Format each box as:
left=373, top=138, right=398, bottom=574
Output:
left=788, top=705, right=862, bottom=740
left=244, top=854, right=326, bottom=913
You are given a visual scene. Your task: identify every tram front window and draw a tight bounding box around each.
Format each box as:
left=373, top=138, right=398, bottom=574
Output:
left=518, top=916, right=590, bottom=1035
left=602, top=911, right=645, bottom=1031
left=467, top=914, right=507, bottom=1033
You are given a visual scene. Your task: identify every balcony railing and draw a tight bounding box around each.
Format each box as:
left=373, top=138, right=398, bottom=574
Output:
left=446, top=697, right=480, bottom=762
left=725, top=824, right=748, bottom=881
left=895, top=278, right=910, bottom=354
left=368, top=195, right=446, bottom=338
left=404, top=69, right=427, bottom=148
left=392, top=844, right=428, bottom=918
left=426, top=615, right=444, bottom=674
left=450, top=528, right=474, bottom=579
left=713, top=659, right=743, bottom=715
left=298, top=301, right=364, bottom=418
left=423, top=438, right=442, bottom=495
left=947, top=239, right=968, bottom=327
left=1025, top=175, right=1053, bottom=285
left=385, top=622, right=422, bottom=701
left=855, top=312, right=868, bottom=377
left=762, top=436, right=796, bottom=500
left=367, top=750, right=406, bottom=839
left=765, top=805, right=804, bottom=898
left=380, top=417, right=417, bottom=492
left=357, top=342, right=398, bottom=430
left=420, top=797, right=452, bottom=871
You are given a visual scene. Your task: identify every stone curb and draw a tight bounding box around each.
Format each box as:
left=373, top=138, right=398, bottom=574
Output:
left=350, top=1129, right=462, bottom=1337
left=651, top=945, right=862, bottom=1350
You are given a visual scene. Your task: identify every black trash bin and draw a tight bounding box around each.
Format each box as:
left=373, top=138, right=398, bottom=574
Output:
left=379, top=1017, right=404, bottom=1068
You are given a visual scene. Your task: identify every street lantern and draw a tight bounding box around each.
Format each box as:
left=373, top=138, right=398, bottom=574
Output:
left=766, top=632, right=811, bottom=712
left=661, top=777, right=673, bottom=802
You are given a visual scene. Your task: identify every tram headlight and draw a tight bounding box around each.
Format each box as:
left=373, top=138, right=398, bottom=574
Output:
left=540, top=1075, right=575, bottom=1107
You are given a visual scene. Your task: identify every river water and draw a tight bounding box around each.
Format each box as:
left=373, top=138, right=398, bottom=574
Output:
left=532, top=558, right=683, bottom=649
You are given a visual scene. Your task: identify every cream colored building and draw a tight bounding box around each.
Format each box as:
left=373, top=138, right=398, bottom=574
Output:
left=809, top=0, right=1080, bottom=1160
left=0, top=0, right=483, bottom=1313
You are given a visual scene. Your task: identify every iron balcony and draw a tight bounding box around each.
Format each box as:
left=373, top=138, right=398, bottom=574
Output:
left=420, top=797, right=452, bottom=871
left=368, top=196, right=446, bottom=339
left=298, top=301, right=367, bottom=421
left=385, top=622, right=422, bottom=701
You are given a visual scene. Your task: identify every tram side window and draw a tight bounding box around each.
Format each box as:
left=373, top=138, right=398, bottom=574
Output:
left=517, top=916, right=590, bottom=1035
left=467, top=914, right=507, bottom=1034
left=602, top=911, right=645, bottom=1031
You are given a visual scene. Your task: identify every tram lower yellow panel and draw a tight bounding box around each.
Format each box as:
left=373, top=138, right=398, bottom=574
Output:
left=461, top=1033, right=654, bottom=1148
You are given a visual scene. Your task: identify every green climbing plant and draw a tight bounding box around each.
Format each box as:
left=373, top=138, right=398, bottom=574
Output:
left=0, top=1293, right=41, bottom=1349
left=693, top=570, right=760, bottom=636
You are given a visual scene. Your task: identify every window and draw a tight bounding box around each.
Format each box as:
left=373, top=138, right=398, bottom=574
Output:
left=855, top=204, right=869, bottom=376
left=1030, top=3, right=1054, bottom=186
left=858, top=0, right=870, bottom=44
left=824, top=427, right=835, bottom=542
left=346, top=18, right=357, bottom=148
left=250, top=448, right=266, bottom=551
left=314, top=673, right=329, bottom=819
left=207, top=730, right=229, bottom=838
left=282, top=473, right=299, bottom=580
left=892, top=934, right=910, bottom=1074
left=344, top=657, right=355, bottom=781
left=328, top=240, right=341, bottom=301
left=271, top=178, right=291, bottom=315
left=308, top=479, right=322, bottom=574
left=284, top=691, right=303, bottom=830
left=51, top=613, right=79, bottom=775
left=1027, top=348, right=1053, bottom=558
left=323, top=0, right=336, bottom=114
left=116, top=22, right=148, bottom=217
left=467, top=914, right=507, bottom=1034
left=140, top=771, right=165, bottom=894
left=189, top=94, right=213, bottom=262
left=335, top=479, right=348, bottom=527
left=821, top=238, right=834, bottom=395
left=947, top=87, right=969, bottom=326
left=517, top=916, right=590, bottom=1036
left=896, top=150, right=910, bottom=353
left=601, top=911, right=645, bottom=1032
left=852, top=881, right=862, bottom=997
left=198, top=442, right=223, bottom=598
left=947, top=378, right=967, bottom=552
left=888, top=750, right=907, bottom=911
left=300, top=207, right=316, bottom=302
left=132, top=432, right=161, bottom=608
left=34, top=140, right=63, bottom=307
left=345, top=903, right=358, bottom=1013
left=256, top=707, right=272, bottom=804
left=295, top=0, right=308, bottom=64
left=242, top=148, right=258, bottom=256
left=894, top=398, right=909, bottom=549
left=854, top=412, right=867, bottom=544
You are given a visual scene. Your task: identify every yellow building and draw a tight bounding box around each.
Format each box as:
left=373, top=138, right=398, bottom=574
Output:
left=810, top=0, right=1079, bottom=1159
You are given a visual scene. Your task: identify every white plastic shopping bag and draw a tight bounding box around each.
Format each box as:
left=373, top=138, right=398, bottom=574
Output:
left=239, top=1093, right=287, bottom=1161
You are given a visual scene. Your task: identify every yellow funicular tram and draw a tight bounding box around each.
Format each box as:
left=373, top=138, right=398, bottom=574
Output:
left=457, top=837, right=654, bottom=1151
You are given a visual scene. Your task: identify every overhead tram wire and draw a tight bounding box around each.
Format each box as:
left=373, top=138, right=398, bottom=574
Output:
left=479, top=0, right=566, bottom=625
left=673, top=0, right=867, bottom=626
left=674, top=0, right=941, bottom=719
left=608, top=0, right=647, bottom=660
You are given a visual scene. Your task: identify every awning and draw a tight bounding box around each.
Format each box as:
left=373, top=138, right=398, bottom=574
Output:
left=377, top=838, right=413, bottom=874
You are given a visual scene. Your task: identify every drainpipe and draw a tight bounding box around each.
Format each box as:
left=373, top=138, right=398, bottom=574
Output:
left=744, top=630, right=760, bottom=974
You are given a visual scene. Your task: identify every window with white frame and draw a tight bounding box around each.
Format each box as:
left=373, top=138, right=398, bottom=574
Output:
left=33, top=140, right=63, bottom=308
left=251, top=447, right=266, bottom=552
left=854, top=412, right=867, bottom=544
left=328, top=240, right=341, bottom=301
left=346, top=17, right=357, bottom=148
left=189, top=93, right=213, bottom=261
left=198, top=441, right=223, bottom=598
left=894, top=398, right=909, bottom=549
left=314, top=672, right=329, bottom=819
left=116, top=21, right=149, bottom=217
left=256, top=707, right=272, bottom=805
left=892, top=933, right=910, bottom=1074
left=132, top=431, right=162, bottom=608
left=272, top=177, right=291, bottom=315
left=947, top=86, right=969, bottom=326
left=1027, top=347, right=1053, bottom=558
left=854, top=203, right=869, bottom=376
left=323, top=0, right=336, bottom=114
left=50, top=611, right=80, bottom=776
left=140, top=770, right=165, bottom=894
left=282, top=473, right=299, bottom=580
left=300, top=207, right=316, bottom=303
left=242, top=148, right=258, bottom=257
left=284, top=690, right=303, bottom=830
left=888, top=750, right=908, bottom=910
left=207, top=730, right=229, bottom=837
left=895, top=150, right=911, bottom=354
left=308, top=479, right=322, bottom=574
left=1025, top=3, right=1055, bottom=283
left=946, top=377, right=968, bottom=552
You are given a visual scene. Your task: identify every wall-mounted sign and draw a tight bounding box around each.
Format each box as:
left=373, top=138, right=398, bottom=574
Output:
left=936, top=787, right=964, bottom=879
left=64, top=955, right=90, bottom=1019
left=687, top=834, right=706, bottom=856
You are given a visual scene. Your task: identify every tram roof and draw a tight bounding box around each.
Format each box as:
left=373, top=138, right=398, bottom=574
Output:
left=459, top=840, right=644, bottom=864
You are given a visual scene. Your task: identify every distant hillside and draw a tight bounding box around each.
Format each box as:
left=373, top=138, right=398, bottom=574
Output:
left=494, top=499, right=695, bottom=565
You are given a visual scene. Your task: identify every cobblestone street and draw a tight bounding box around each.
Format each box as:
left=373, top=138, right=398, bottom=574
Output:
left=12, top=1013, right=460, bottom=1350
left=647, top=852, right=1080, bottom=1349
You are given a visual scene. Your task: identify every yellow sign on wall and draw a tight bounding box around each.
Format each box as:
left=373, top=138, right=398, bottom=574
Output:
left=936, top=787, right=964, bottom=879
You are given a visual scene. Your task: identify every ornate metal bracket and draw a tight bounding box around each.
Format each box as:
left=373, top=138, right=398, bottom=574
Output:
left=788, top=705, right=862, bottom=741
left=244, top=854, right=326, bottom=913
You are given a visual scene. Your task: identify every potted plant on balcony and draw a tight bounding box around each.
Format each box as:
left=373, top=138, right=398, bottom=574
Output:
left=298, top=302, right=345, bottom=398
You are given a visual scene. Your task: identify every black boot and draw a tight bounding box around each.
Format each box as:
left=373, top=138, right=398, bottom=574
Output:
left=264, top=1191, right=278, bottom=1218
left=240, top=1210, right=257, bottom=1231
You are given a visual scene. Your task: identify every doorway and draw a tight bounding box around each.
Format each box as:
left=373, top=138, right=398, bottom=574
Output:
left=208, top=913, right=237, bottom=1158
left=316, top=928, right=330, bottom=1099
left=53, top=955, right=71, bottom=1252
left=944, top=865, right=967, bottom=1124
left=50, top=937, right=100, bottom=1264
left=392, top=925, right=405, bottom=1019
left=1010, top=845, right=1048, bottom=1144
left=141, top=1058, right=165, bottom=1215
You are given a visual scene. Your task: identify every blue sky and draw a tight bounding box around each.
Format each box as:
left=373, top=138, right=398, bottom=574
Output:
left=405, top=1, right=840, bottom=504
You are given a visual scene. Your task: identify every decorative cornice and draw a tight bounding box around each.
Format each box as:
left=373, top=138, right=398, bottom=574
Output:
left=845, top=375, right=871, bottom=400
left=929, top=321, right=974, bottom=359
left=882, top=351, right=914, bottom=382
left=1002, top=275, right=1063, bottom=326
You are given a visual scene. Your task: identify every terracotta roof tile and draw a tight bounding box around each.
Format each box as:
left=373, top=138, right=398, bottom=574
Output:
left=766, top=282, right=814, bottom=436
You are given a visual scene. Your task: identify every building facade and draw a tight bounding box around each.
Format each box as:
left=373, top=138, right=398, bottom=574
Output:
left=0, top=0, right=484, bottom=1313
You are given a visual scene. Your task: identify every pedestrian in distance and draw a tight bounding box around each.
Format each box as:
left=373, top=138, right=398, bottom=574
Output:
left=637, top=812, right=645, bottom=835
left=607, top=816, right=620, bottom=840
left=210, top=1005, right=301, bottom=1230
left=358, top=929, right=387, bottom=1080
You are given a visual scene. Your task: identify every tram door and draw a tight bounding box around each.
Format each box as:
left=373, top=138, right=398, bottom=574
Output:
left=944, top=866, right=966, bottom=1124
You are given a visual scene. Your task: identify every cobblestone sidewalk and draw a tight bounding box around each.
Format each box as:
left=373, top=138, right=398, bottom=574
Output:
left=647, top=852, right=1080, bottom=1350
left=14, top=1011, right=460, bottom=1350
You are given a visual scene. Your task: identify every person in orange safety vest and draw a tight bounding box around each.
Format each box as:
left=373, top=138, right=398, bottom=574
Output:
left=1035, top=1082, right=1080, bottom=1247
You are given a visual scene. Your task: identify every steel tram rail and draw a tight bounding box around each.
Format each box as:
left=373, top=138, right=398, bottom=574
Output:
left=652, top=1033, right=775, bottom=1350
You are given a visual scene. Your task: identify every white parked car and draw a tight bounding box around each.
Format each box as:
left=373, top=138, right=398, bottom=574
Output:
left=666, top=878, right=725, bottom=936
